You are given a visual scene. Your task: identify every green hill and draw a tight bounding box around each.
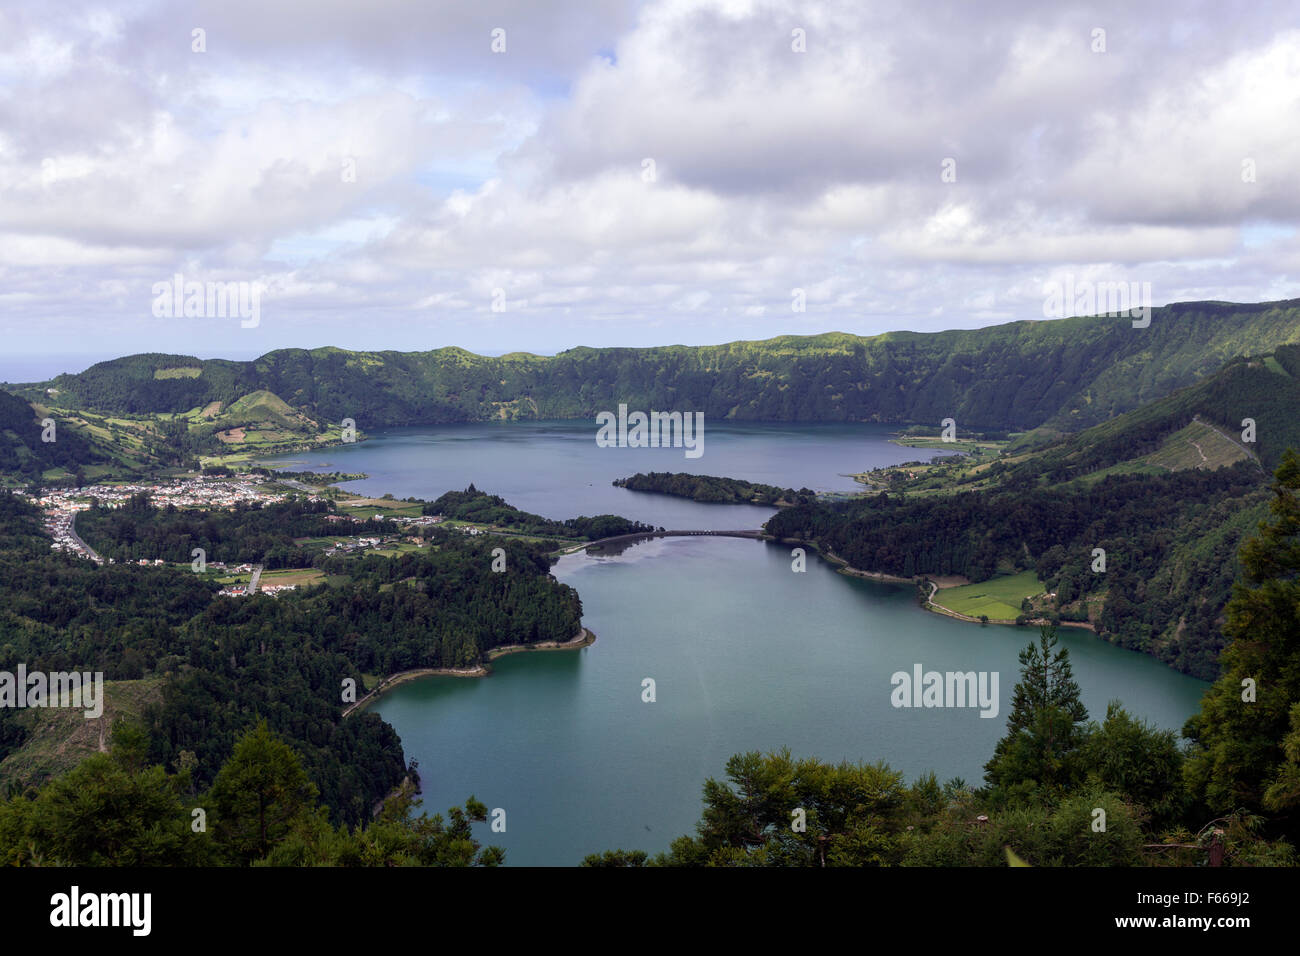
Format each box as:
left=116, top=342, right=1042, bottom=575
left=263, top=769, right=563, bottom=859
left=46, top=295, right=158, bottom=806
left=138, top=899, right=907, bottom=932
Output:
left=20, top=298, right=1300, bottom=434
left=765, top=350, right=1300, bottom=680
left=999, top=354, right=1300, bottom=478
left=192, top=389, right=321, bottom=443
left=0, top=389, right=108, bottom=484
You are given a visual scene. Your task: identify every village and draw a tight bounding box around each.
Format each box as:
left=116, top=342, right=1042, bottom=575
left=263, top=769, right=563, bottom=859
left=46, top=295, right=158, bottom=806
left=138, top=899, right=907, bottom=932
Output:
left=20, top=474, right=475, bottom=597
left=25, top=473, right=309, bottom=565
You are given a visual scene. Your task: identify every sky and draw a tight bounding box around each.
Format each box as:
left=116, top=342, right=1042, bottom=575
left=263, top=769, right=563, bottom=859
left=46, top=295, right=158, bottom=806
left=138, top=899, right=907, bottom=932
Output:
left=1, top=0, right=1299, bottom=376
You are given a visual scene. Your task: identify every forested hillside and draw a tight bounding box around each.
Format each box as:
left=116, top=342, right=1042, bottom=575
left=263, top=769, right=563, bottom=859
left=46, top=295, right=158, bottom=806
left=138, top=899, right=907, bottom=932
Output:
left=0, top=490, right=583, bottom=826
left=1004, top=355, right=1300, bottom=472
left=768, top=465, right=1265, bottom=679
left=763, top=351, right=1300, bottom=680
left=21, top=299, right=1300, bottom=433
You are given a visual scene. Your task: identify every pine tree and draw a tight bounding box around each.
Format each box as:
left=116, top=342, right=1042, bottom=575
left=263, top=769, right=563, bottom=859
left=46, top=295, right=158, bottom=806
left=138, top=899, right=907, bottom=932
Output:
left=984, top=624, right=1089, bottom=797
left=210, top=720, right=318, bottom=863
left=1184, top=449, right=1300, bottom=820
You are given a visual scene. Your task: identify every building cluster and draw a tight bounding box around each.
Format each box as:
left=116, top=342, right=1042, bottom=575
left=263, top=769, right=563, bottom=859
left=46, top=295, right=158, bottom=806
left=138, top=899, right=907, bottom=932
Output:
left=24, top=476, right=328, bottom=565
left=218, top=582, right=298, bottom=598
left=24, top=479, right=456, bottom=598
left=399, top=514, right=442, bottom=527
left=41, top=508, right=103, bottom=563
left=33, top=474, right=305, bottom=513
left=323, top=536, right=385, bottom=556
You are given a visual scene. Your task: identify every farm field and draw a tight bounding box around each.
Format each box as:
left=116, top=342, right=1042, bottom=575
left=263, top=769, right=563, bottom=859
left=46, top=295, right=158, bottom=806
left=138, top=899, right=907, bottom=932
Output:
left=259, top=568, right=326, bottom=587
left=935, top=570, right=1042, bottom=620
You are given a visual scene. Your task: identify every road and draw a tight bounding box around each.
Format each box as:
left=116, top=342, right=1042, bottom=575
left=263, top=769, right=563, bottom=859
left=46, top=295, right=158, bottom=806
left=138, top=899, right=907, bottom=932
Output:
left=67, top=511, right=103, bottom=564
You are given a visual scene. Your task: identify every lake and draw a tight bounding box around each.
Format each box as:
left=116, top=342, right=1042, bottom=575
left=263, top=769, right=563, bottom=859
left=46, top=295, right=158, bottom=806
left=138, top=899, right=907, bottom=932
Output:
left=266, top=420, right=1210, bottom=866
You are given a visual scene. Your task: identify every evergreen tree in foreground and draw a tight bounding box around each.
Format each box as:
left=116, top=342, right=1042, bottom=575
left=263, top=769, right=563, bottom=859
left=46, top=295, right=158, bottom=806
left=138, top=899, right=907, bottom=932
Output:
left=1184, top=448, right=1300, bottom=827
left=984, top=624, right=1089, bottom=799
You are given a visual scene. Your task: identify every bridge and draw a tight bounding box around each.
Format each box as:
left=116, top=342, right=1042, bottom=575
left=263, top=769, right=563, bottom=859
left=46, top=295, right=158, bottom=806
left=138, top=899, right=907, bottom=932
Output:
left=557, top=528, right=766, bottom=553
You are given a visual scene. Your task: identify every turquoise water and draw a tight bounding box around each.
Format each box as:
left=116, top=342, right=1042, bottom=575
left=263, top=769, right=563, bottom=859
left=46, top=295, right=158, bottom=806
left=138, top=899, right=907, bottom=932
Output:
left=271, top=421, right=1210, bottom=866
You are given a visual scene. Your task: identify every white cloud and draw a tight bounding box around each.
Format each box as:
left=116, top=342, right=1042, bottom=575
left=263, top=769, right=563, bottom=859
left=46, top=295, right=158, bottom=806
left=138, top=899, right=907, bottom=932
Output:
left=1, top=0, right=1299, bottom=361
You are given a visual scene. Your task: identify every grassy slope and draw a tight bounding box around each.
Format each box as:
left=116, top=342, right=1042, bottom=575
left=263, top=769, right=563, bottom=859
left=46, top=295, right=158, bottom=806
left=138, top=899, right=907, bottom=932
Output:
left=936, top=571, right=1042, bottom=619
left=0, top=678, right=164, bottom=789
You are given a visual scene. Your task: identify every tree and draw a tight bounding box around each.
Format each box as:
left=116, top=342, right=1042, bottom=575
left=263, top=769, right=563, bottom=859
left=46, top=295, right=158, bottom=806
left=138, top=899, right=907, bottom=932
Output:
left=984, top=624, right=1089, bottom=798
left=1079, top=701, right=1185, bottom=828
left=653, top=749, right=908, bottom=867
left=581, top=849, right=649, bottom=867
left=1184, top=449, right=1300, bottom=824
left=210, top=720, right=318, bottom=863
left=1263, top=703, right=1300, bottom=813
left=351, top=786, right=504, bottom=867
left=0, top=735, right=213, bottom=866
left=261, top=781, right=505, bottom=867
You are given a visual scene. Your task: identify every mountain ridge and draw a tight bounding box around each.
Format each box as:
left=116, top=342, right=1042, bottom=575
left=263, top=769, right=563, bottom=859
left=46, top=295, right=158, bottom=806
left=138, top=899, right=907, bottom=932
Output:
left=11, top=298, right=1300, bottom=435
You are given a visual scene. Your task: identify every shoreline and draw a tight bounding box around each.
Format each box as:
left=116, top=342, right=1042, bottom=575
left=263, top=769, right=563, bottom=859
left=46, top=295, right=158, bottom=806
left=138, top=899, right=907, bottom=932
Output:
left=343, top=627, right=596, bottom=716
left=766, top=535, right=916, bottom=584
left=769, top=534, right=1098, bottom=632
left=919, top=581, right=1097, bottom=632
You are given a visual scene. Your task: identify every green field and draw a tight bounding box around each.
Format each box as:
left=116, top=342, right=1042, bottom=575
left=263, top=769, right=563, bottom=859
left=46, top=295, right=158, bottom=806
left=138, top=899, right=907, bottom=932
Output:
left=1264, top=355, right=1291, bottom=377
left=260, top=568, right=326, bottom=586
left=337, top=499, right=423, bottom=518
left=936, top=570, right=1042, bottom=620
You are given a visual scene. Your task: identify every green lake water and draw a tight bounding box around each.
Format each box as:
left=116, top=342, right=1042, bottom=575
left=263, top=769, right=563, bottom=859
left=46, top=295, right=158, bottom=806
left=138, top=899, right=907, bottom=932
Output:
left=268, top=421, right=1210, bottom=865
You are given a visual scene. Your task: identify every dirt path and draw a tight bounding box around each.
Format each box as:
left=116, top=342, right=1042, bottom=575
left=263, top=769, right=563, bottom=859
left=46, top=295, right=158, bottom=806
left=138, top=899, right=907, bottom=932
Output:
left=1192, top=415, right=1264, bottom=471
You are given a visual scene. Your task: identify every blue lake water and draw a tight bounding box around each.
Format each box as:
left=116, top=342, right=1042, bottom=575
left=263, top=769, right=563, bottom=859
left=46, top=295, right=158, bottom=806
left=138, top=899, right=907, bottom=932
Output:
left=268, top=421, right=1209, bottom=866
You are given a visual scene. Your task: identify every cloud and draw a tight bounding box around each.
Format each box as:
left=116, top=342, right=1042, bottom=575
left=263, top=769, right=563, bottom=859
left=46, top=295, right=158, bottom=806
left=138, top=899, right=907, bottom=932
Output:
left=1, top=0, right=1298, bottom=362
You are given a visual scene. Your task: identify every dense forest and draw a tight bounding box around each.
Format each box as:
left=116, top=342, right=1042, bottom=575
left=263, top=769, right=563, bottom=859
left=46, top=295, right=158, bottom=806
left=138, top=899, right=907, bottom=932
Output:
left=425, top=485, right=658, bottom=539
left=0, top=719, right=504, bottom=866
left=613, top=472, right=815, bottom=505
left=767, top=464, right=1267, bottom=680
left=0, top=489, right=583, bottom=831
left=18, top=300, right=1300, bottom=434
